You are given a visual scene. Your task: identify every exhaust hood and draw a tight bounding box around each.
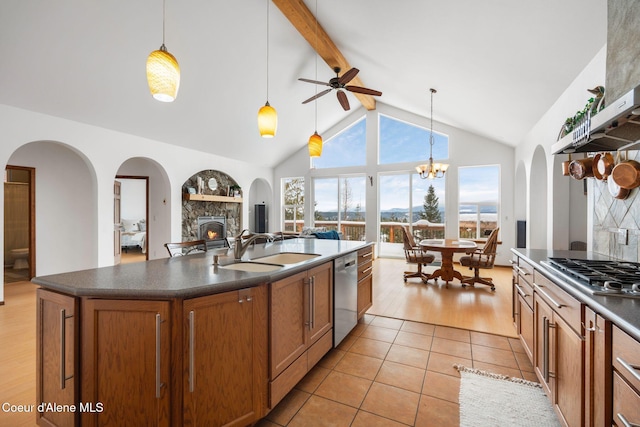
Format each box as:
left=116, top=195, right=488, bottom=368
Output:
left=552, top=85, right=640, bottom=154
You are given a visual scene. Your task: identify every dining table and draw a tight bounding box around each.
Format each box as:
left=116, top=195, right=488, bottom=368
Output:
left=419, top=238, right=477, bottom=286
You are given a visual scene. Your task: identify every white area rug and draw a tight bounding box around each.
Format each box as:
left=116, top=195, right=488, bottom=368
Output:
left=455, top=365, right=561, bottom=427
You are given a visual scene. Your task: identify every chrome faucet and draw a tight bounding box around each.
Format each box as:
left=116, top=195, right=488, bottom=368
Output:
left=233, top=229, right=274, bottom=261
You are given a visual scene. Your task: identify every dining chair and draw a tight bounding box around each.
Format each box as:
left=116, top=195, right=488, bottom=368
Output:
left=164, top=240, right=208, bottom=257
left=401, top=226, right=435, bottom=283
left=459, top=227, right=500, bottom=290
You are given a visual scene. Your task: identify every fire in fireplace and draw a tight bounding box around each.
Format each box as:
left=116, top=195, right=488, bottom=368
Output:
left=197, top=216, right=228, bottom=249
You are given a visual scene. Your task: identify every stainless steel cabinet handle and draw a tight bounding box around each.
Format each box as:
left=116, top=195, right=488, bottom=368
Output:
left=543, top=317, right=550, bottom=383
left=59, top=309, right=74, bottom=390
left=362, top=266, right=373, bottom=275
left=515, top=266, right=529, bottom=276
left=310, top=276, right=315, bottom=330
left=534, top=284, right=566, bottom=309
left=617, top=357, right=640, bottom=383
left=155, top=313, right=164, bottom=399
left=514, top=284, right=529, bottom=298
left=617, top=413, right=640, bottom=427
left=189, top=310, right=195, bottom=393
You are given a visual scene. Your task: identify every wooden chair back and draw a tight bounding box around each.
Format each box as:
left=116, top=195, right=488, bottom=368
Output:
left=164, top=240, right=208, bottom=257
left=482, top=228, right=500, bottom=266
left=401, top=226, right=418, bottom=250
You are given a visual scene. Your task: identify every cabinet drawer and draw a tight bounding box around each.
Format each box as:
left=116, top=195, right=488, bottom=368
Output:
left=613, top=325, right=640, bottom=393
left=308, top=329, right=333, bottom=369
left=613, top=371, right=640, bottom=427
left=533, top=271, right=582, bottom=334
left=358, top=259, right=373, bottom=280
left=514, top=257, right=534, bottom=286
left=357, top=247, right=373, bottom=265
left=514, top=276, right=534, bottom=309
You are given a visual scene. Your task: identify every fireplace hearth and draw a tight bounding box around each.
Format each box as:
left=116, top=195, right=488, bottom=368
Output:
left=197, top=216, right=228, bottom=249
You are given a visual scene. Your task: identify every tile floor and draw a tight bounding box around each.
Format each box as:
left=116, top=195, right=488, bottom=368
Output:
left=256, top=314, right=537, bottom=427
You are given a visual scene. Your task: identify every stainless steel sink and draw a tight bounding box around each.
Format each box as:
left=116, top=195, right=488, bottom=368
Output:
left=218, top=262, right=284, bottom=272
left=250, top=253, right=321, bottom=265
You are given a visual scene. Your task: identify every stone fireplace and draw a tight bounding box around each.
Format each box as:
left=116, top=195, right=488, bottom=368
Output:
left=182, top=169, right=242, bottom=243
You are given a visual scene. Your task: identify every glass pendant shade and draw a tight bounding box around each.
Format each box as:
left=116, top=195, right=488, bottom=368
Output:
left=146, top=45, right=180, bottom=102
left=258, top=101, right=277, bottom=138
left=308, top=131, right=323, bottom=157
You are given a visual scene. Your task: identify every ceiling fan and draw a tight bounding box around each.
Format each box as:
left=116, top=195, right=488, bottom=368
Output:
left=299, top=67, right=382, bottom=111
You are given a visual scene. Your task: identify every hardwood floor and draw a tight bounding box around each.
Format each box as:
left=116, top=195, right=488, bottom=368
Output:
left=369, top=258, right=517, bottom=338
left=0, top=257, right=516, bottom=426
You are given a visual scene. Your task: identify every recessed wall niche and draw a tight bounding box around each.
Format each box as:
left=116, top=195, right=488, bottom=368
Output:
left=181, top=170, right=242, bottom=242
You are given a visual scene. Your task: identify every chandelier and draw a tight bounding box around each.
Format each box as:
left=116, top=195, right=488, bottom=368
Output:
left=416, top=88, right=448, bottom=179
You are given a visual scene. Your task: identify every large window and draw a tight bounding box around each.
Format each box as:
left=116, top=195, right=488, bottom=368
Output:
left=282, top=177, right=304, bottom=232
left=313, top=118, right=366, bottom=169
left=458, top=165, right=500, bottom=239
left=379, top=115, right=448, bottom=165
left=313, top=175, right=366, bottom=241
left=378, top=173, right=446, bottom=257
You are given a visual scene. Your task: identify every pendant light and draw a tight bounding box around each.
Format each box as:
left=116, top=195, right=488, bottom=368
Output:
left=257, top=0, right=277, bottom=137
left=146, top=0, right=180, bottom=102
left=416, top=88, right=449, bottom=179
left=308, top=0, right=323, bottom=158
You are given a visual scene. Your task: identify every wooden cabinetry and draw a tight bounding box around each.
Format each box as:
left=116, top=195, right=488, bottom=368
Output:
left=81, top=299, right=171, bottom=427
left=584, top=307, right=611, bottom=427
left=357, top=247, right=373, bottom=319
left=269, top=261, right=333, bottom=407
left=533, top=272, right=584, bottom=427
left=183, top=285, right=268, bottom=427
left=511, top=256, right=534, bottom=360
left=612, top=325, right=640, bottom=426
left=36, top=289, right=79, bottom=427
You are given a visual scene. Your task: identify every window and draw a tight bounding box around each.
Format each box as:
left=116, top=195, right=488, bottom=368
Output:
left=378, top=173, right=446, bottom=257
left=313, top=175, right=366, bottom=240
left=379, top=115, right=448, bottom=165
left=282, top=177, right=304, bottom=232
left=313, top=118, right=366, bottom=169
left=458, top=165, right=500, bottom=239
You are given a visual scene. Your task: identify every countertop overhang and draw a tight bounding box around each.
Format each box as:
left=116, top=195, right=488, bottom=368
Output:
left=512, top=248, right=640, bottom=342
left=32, top=239, right=373, bottom=299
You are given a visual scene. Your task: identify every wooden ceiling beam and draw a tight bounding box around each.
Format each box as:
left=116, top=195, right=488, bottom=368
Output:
left=271, top=0, right=377, bottom=110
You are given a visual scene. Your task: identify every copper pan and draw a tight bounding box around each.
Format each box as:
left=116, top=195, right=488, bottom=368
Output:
left=593, top=152, right=614, bottom=181
left=562, top=154, right=572, bottom=176
left=569, top=157, right=594, bottom=180
left=611, top=151, right=640, bottom=189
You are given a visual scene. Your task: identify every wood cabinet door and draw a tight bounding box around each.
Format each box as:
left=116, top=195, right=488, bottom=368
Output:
left=584, top=307, right=611, bottom=427
left=271, top=271, right=307, bottom=378
left=307, top=262, right=333, bottom=346
left=554, top=313, right=584, bottom=427
left=36, top=289, right=79, bottom=427
left=517, top=293, right=534, bottom=362
left=357, top=274, right=373, bottom=319
left=183, top=285, right=268, bottom=427
left=534, top=294, right=553, bottom=397
left=81, top=299, right=171, bottom=427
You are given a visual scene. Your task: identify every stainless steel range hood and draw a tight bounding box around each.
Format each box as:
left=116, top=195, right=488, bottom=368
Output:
left=552, top=85, right=640, bottom=154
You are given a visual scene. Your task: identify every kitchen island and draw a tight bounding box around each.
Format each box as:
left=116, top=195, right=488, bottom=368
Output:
left=33, top=238, right=374, bottom=427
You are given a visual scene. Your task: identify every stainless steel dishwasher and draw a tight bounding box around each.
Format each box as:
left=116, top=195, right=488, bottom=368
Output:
left=333, top=252, right=358, bottom=347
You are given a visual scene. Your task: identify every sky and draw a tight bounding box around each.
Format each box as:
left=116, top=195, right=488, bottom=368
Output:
left=311, top=114, right=498, bottom=212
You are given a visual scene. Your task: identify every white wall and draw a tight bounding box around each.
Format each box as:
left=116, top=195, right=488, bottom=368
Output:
left=274, top=102, right=516, bottom=266
left=515, top=46, right=606, bottom=250
left=0, top=104, right=273, bottom=302
left=119, top=178, right=146, bottom=221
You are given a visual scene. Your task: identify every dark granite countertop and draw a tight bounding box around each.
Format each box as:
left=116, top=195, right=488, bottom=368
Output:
left=33, top=239, right=373, bottom=299
left=512, top=248, right=640, bottom=342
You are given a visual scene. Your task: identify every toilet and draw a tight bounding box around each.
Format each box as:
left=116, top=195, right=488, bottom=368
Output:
left=10, top=248, right=29, bottom=270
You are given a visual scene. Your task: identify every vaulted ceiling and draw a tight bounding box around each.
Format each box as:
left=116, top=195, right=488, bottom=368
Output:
left=0, top=0, right=606, bottom=168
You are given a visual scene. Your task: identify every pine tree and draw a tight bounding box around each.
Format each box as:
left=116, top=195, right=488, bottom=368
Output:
left=421, top=184, right=442, bottom=223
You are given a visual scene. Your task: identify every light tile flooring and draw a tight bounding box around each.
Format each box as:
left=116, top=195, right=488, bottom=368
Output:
left=257, top=314, right=536, bottom=427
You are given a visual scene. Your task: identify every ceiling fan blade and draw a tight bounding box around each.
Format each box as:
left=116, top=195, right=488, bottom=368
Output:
left=338, top=67, right=359, bottom=85
left=345, top=85, right=382, bottom=97
left=298, top=78, right=331, bottom=86
left=336, top=90, right=350, bottom=111
left=302, top=88, right=332, bottom=104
